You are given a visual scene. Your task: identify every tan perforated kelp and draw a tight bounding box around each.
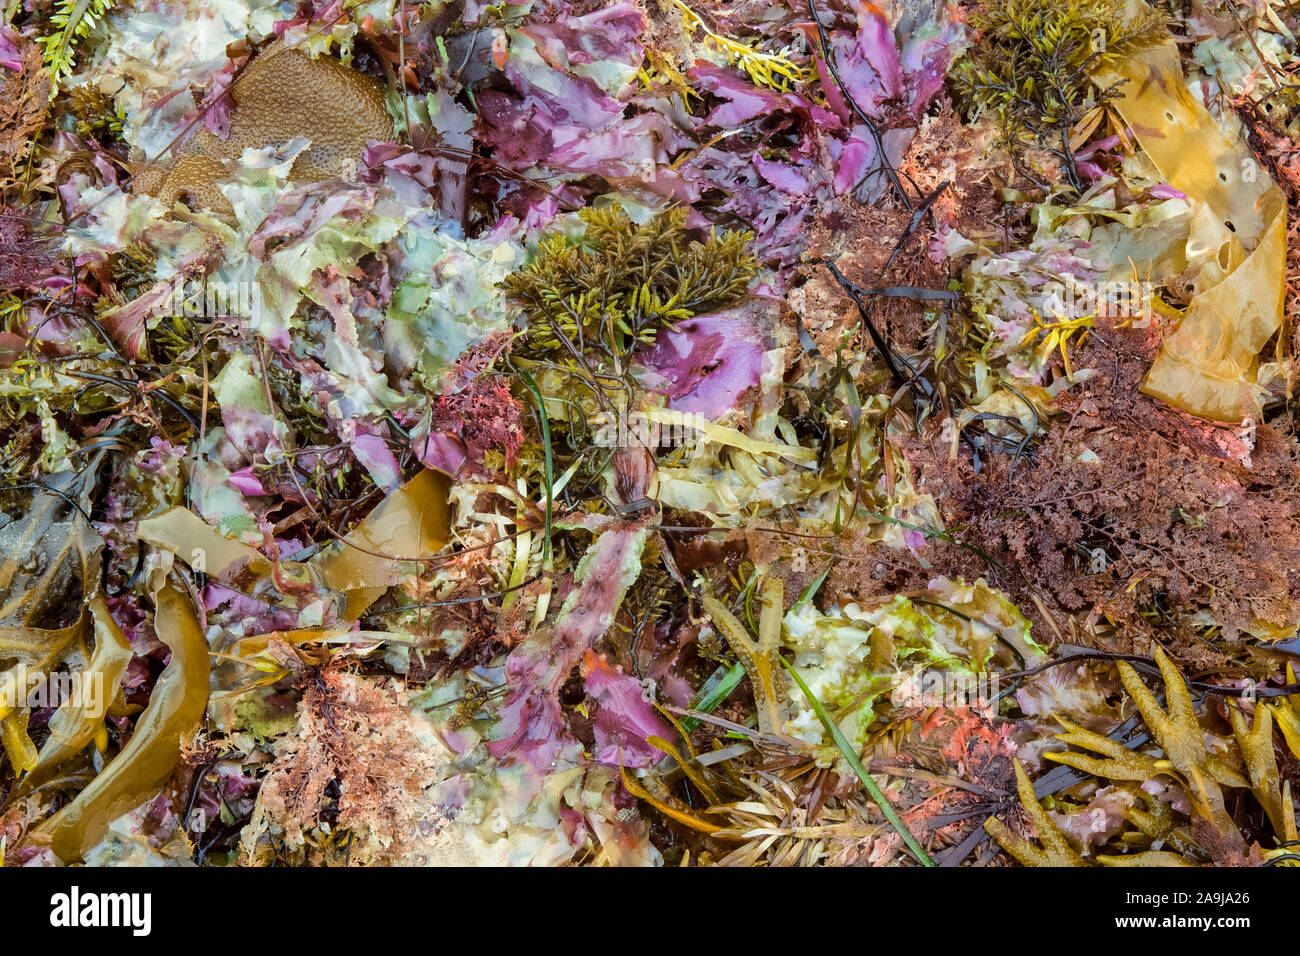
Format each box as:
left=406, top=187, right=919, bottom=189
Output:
left=1097, top=42, right=1286, bottom=423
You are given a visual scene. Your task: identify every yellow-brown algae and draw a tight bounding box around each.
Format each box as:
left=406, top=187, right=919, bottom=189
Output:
left=133, top=39, right=393, bottom=216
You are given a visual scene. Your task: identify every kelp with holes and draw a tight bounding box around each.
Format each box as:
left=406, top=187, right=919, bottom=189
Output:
left=1095, top=37, right=1288, bottom=422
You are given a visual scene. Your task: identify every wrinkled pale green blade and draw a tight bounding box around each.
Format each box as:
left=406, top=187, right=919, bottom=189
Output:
left=782, top=658, right=934, bottom=867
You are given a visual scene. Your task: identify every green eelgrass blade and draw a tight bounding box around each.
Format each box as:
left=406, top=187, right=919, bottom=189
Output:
left=518, top=371, right=553, bottom=560
left=781, top=657, right=935, bottom=867
left=681, top=662, right=746, bottom=733
left=791, top=566, right=831, bottom=614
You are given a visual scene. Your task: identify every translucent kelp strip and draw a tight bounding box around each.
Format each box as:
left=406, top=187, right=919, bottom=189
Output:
left=310, top=468, right=451, bottom=599
left=0, top=618, right=85, bottom=676
left=1097, top=41, right=1286, bottom=422
left=11, top=597, right=134, bottom=796
left=34, top=582, right=211, bottom=863
left=139, top=469, right=451, bottom=631
left=137, top=506, right=277, bottom=582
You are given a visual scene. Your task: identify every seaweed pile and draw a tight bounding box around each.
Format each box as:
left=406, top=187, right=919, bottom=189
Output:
left=0, top=0, right=1297, bottom=866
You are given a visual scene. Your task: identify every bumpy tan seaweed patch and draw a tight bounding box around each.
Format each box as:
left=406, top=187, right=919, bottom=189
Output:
left=134, top=39, right=393, bottom=215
